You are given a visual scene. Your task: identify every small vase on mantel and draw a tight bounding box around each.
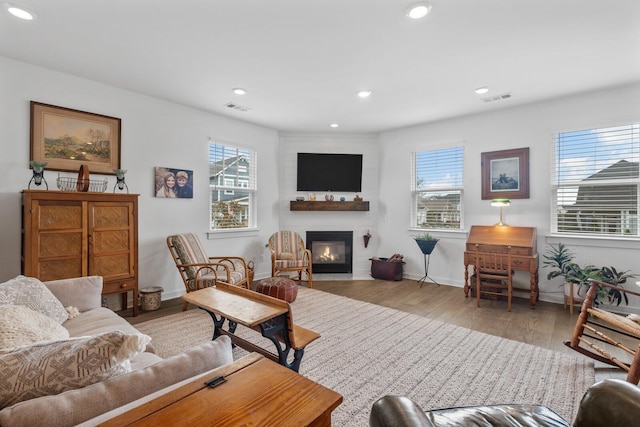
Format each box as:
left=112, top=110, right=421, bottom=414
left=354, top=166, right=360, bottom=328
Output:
left=325, top=193, right=334, bottom=201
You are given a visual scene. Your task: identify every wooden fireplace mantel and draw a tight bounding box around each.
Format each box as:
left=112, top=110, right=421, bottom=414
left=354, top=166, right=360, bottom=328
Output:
left=290, top=200, right=369, bottom=211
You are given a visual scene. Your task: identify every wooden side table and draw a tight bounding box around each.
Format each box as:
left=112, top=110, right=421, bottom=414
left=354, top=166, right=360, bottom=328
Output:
left=99, top=353, right=342, bottom=426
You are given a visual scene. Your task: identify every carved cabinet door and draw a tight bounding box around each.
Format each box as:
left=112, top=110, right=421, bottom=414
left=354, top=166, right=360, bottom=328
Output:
left=25, top=199, right=87, bottom=281
left=88, top=201, right=135, bottom=282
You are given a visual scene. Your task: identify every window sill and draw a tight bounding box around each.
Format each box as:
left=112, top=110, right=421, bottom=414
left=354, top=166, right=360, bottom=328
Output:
left=207, top=228, right=260, bottom=239
left=546, top=233, right=640, bottom=249
left=408, top=228, right=468, bottom=240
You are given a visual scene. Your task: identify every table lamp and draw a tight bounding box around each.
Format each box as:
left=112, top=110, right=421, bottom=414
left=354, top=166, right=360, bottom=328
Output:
left=491, top=198, right=510, bottom=226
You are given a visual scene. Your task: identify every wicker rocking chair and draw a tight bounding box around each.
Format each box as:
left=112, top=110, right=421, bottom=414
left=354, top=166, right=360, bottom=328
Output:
left=167, top=233, right=250, bottom=310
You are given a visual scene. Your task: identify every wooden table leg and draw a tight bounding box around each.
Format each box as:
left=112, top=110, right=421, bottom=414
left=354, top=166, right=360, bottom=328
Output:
left=529, top=269, right=539, bottom=308
left=464, top=263, right=470, bottom=297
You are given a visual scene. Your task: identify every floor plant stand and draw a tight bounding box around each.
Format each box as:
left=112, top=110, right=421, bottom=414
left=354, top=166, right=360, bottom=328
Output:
left=415, top=239, right=440, bottom=288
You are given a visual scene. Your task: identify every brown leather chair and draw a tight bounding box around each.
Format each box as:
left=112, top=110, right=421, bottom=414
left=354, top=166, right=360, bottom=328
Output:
left=370, top=379, right=640, bottom=427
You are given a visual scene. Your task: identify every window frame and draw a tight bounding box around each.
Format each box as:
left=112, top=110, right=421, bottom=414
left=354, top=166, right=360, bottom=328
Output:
left=550, top=123, right=639, bottom=238
left=208, top=140, right=257, bottom=232
left=411, top=144, right=464, bottom=231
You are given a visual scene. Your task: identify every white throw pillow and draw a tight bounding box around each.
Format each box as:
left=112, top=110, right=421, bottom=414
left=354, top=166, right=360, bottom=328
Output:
left=0, top=331, right=151, bottom=409
left=0, top=305, right=69, bottom=351
left=0, top=276, right=69, bottom=324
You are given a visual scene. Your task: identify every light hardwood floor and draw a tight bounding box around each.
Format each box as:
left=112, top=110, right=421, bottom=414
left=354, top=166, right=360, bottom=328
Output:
left=122, top=278, right=624, bottom=381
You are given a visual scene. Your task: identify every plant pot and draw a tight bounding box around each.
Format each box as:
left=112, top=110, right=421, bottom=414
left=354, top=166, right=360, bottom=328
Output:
left=415, top=239, right=438, bottom=255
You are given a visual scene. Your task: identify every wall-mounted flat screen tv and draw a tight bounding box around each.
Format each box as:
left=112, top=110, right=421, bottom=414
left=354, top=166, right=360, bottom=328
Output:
left=296, top=153, right=363, bottom=192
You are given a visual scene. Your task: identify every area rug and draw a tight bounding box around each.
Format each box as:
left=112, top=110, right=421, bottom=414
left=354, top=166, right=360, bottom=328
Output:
left=136, top=287, right=595, bottom=426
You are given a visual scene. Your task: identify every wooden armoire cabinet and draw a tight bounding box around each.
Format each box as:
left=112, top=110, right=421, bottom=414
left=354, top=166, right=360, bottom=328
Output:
left=21, top=190, right=139, bottom=316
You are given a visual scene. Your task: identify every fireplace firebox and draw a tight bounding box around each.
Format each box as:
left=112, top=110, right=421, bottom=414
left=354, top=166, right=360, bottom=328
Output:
left=306, top=231, right=353, bottom=274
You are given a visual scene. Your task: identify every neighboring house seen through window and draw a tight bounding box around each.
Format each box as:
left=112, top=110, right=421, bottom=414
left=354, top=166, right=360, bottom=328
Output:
left=209, top=141, right=257, bottom=230
left=412, top=145, right=464, bottom=230
left=552, top=124, right=639, bottom=237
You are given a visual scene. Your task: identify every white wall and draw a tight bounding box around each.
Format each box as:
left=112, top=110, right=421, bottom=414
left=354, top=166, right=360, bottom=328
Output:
left=0, top=56, right=280, bottom=302
left=378, top=82, right=640, bottom=310
left=277, top=133, right=379, bottom=279
left=2, top=54, right=639, bottom=311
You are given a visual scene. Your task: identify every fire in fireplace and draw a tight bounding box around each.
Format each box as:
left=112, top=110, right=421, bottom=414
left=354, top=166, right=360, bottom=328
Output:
left=306, top=231, right=353, bottom=273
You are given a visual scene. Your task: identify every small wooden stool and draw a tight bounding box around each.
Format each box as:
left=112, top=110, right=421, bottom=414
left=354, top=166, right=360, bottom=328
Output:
left=256, top=277, right=298, bottom=302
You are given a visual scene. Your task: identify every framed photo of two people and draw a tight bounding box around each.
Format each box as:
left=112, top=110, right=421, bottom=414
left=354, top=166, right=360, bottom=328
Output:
left=154, top=166, right=193, bottom=199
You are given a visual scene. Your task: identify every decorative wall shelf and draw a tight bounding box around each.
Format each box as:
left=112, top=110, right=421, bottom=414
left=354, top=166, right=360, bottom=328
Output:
left=290, top=201, right=369, bottom=211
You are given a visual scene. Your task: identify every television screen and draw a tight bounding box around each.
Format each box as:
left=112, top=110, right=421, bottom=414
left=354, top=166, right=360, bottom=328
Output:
left=296, top=153, right=363, bottom=192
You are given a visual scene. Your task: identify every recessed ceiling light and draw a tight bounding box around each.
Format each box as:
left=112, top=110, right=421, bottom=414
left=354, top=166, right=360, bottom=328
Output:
left=406, top=2, right=432, bottom=19
left=4, top=3, right=37, bottom=20
left=474, top=86, right=489, bottom=95
left=330, top=123, right=339, bottom=128
left=357, top=90, right=372, bottom=98
left=232, top=88, right=246, bottom=95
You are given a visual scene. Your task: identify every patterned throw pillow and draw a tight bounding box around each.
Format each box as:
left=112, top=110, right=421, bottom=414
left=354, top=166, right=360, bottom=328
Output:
left=0, top=276, right=69, bottom=324
left=0, top=305, right=69, bottom=351
left=0, top=331, right=151, bottom=409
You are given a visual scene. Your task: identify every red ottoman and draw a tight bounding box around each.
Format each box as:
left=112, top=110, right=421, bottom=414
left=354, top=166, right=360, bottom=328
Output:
left=256, top=277, right=298, bottom=302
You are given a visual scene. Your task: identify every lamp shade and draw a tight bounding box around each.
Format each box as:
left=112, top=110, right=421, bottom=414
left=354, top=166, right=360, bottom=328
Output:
left=491, top=198, right=511, bottom=207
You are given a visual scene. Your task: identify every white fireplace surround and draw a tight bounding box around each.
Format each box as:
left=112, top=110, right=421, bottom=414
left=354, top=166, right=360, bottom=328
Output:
left=277, top=134, right=379, bottom=280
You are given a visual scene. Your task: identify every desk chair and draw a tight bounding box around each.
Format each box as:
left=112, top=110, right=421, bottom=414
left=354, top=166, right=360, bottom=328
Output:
left=474, top=245, right=513, bottom=311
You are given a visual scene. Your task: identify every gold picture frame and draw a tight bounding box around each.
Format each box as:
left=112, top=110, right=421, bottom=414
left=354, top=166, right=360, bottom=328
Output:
left=481, top=147, right=530, bottom=200
left=30, top=101, right=121, bottom=174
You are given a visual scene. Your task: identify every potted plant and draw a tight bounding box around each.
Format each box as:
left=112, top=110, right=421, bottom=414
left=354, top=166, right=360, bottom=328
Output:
left=542, top=242, right=574, bottom=281
left=543, top=243, right=597, bottom=306
left=414, top=233, right=439, bottom=255
left=564, top=262, right=601, bottom=301
left=598, top=266, right=638, bottom=306
left=543, top=243, right=637, bottom=307
left=542, top=243, right=580, bottom=302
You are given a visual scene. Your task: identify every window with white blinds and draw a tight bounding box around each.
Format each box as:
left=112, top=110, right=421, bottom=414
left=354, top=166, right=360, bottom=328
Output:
left=552, top=124, right=639, bottom=237
left=209, top=141, right=257, bottom=230
left=412, top=145, right=464, bottom=229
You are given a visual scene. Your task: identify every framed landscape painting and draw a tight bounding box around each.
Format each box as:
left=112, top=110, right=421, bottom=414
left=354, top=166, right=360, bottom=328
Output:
left=481, top=147, right=530, bottom=199
left=30, top=101, right=121, bottom=174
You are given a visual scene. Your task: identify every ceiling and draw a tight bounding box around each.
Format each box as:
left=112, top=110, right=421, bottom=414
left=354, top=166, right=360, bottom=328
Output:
left=1, top=0, right=639, bottom=134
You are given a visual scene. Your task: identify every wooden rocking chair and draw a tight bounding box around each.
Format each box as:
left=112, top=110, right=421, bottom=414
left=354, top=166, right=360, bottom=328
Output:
left=565, top=279, right=640, bottom=384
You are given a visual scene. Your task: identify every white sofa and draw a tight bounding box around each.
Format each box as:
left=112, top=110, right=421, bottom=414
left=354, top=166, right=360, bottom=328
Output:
left=0, top=276, right=233, bottom=426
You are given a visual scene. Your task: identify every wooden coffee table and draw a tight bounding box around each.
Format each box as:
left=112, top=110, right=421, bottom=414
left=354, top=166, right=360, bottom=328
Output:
left=100, top=353, right=342, bottom=426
